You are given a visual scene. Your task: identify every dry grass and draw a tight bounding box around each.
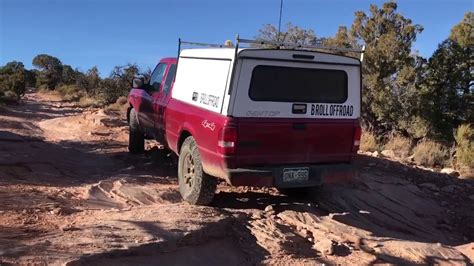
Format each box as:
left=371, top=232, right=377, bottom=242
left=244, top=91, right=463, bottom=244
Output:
left=384, top=136, right=412, bottom=158
left=413, top=140, right=449, bottom=167
left=77, top=95, right=102, bottom=108
left=105, top=96, right=129, bottom=114
left=454, top=124, right=473, bottom=169
left=55, top=85, right=85, bottom=101
left=54, top=85, right=104, bottom=108
left=360, top=131, right=379, bottom=152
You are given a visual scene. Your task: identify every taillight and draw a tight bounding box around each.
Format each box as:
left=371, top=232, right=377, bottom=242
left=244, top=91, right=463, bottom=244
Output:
left=353, top=125, right=362, bottom=152
left=218, top=126, right=237, bottom=154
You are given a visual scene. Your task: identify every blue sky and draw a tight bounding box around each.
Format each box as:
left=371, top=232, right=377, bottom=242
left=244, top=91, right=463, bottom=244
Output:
left=0, top=0, right=471, bottom=76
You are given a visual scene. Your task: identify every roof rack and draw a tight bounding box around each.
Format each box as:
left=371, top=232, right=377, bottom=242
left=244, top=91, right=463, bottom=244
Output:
left=179, top=39, right=230, bottom=48
left=177, top=38, right=237, bottom=64
left=177, top=35, right=366, bottom=61
left=237, top=37, right=365, bottom=54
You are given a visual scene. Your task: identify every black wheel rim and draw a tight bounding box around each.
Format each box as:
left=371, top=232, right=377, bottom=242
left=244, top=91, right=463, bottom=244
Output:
left=183, top=153, right=195, bottom=189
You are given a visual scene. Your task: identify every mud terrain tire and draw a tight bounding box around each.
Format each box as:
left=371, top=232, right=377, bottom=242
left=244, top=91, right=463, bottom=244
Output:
left=178, top=137, right=217, bottom=205
left=128, top=108, right=145, bottom=154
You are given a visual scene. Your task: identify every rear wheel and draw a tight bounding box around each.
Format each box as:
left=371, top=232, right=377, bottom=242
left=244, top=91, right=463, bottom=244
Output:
left=178, top=137, right=217, bottom=205
left=128, top=108, right=145, bottom=154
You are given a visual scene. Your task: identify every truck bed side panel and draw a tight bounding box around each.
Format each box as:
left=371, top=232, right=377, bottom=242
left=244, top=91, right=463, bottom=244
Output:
left=165, top=98, right=229, bottom=178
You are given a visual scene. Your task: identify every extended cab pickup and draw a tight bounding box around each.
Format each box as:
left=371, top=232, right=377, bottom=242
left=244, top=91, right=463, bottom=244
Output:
left=128, top=44, right=362, bottom=205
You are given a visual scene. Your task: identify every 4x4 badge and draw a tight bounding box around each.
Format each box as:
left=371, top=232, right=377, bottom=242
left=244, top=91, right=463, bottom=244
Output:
left=201, top=120, right=216, bottom=131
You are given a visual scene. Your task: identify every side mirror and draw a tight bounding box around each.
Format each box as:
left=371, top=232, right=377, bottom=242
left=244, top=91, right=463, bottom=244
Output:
left=133, top=77, right=145, bottom=88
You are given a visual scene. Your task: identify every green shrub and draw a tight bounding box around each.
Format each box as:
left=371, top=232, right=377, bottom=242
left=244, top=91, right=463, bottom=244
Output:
left=0, top=61, right=27, bottom=103
left=384, top=136, right=412, bottom=158
left=454, top=124, right=474, bottom=168
left=413, top=140, right=449, bottom=167
left=360, top=131, right=379, bottom=152
left=99, top=78, right=126, bottom=104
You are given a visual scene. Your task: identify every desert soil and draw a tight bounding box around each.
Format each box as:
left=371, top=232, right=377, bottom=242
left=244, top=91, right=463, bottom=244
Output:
left=0, top=91, right=473, bottom=265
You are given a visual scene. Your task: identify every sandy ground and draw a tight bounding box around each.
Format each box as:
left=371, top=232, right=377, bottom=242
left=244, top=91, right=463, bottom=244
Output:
left=0, top=91, right=473, bottom=265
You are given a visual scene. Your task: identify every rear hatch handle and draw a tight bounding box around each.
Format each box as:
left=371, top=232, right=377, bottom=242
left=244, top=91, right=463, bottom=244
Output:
left=292, top=123, right=306, bottom=130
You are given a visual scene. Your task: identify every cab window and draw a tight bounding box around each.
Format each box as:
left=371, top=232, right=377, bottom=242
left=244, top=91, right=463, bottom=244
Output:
left=162, top=64, right=177, bottom=95
left=149, top=63, right=167, bottom=91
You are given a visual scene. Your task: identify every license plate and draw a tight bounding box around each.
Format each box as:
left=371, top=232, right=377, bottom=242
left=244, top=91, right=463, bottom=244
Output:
left=282, top=167, right=309, bottom=183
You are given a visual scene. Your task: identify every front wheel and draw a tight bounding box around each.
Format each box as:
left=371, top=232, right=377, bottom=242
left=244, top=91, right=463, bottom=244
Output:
left=178, top=137, right=217, bottom=205
left=128, top=108, right=145, bottom=154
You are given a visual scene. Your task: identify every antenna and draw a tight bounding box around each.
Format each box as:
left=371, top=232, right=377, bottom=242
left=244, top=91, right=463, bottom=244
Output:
left=277, top=0, right=283, bottom=43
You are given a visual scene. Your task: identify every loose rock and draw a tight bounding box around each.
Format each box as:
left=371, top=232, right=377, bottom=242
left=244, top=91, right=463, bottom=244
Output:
left=440, top=168, right=459, bottom=177
left=251, top=212, right=264, bottom=220
left=264, top=205, right=274, bottom=213
left=381, top=150, right=395, bottom=158
left=313, top=239, right=334, bottom=255
left=60, top=225, right=80, bottom=232
left=300, top=229, right=310, bottom=238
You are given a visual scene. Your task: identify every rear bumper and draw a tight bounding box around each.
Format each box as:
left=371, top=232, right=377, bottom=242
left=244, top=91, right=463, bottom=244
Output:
left=226, top=163, right=356, bottom=188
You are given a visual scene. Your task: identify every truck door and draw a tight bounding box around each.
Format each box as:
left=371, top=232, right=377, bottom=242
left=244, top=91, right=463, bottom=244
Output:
left=139, top=62, right=167, bottom=138
left=154, top=63, right=177, bottom=145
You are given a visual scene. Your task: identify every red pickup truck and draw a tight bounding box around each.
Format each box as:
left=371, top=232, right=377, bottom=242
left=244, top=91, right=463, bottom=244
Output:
left=128, top=40, right=362, bottom=205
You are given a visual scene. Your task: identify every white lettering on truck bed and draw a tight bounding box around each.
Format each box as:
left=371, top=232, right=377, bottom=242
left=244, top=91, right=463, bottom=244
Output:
left=199, top=93, right=220, bottom=108
left=172, top=57, right=231, bottom=114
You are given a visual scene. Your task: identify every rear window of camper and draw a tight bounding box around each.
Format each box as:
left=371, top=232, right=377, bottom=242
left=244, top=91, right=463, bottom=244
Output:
left=249, top=65, right=348, bottom=103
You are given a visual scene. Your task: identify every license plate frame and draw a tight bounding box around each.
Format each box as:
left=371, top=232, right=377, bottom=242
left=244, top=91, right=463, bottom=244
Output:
left=282, top=167, right=310, bottom=183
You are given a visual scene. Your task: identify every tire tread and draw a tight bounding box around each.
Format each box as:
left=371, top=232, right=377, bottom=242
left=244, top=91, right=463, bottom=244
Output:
left=128, top=108, right=145, bottom=154
left=178, top=137, right=217, bottom=205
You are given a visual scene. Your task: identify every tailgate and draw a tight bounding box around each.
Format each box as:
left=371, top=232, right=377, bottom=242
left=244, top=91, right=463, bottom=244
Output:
left=236, top=118, right=355, bottom=167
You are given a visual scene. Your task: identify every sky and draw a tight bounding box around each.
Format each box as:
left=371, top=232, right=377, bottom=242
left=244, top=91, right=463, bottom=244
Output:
left=0, top=0, right=472, bottom=76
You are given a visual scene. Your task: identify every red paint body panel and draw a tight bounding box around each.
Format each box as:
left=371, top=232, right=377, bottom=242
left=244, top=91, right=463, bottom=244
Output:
left=235, top=118, right=357, bottom=167
left=165, top=98, right=230, bottom=178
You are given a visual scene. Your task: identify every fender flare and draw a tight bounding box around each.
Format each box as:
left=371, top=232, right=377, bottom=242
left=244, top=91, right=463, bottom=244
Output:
left=176, top=122, right=198, bottom=154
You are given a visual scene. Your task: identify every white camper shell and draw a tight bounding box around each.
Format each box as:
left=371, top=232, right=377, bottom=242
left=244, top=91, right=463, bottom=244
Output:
left=172, top=41, right=362, bottom=120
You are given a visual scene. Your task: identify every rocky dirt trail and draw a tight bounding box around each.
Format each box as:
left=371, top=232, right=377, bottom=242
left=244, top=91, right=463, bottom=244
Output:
left=0, top=91, right=473, bottom=265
